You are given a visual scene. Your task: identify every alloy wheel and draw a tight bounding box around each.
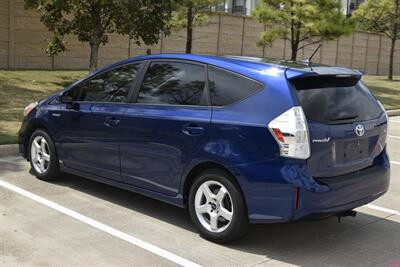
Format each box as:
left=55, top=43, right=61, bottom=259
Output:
left=30, top=136, right=51, bottom=174
left=194, top=180, right=233, bottom=233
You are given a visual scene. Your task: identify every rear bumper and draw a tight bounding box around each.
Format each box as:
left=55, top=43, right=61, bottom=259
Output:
left=240, top=150, right=390, bottom=224
left=292, top=162, right=390, bottom=220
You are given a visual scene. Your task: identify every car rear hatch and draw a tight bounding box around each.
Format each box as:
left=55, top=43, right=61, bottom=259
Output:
left=288, top=72, right=387, bottom=178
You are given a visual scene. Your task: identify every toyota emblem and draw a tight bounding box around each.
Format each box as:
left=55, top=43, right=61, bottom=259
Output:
left=355, top=124, right=365, bottom=137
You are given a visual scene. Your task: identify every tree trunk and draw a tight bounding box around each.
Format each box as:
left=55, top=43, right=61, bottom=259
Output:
left=186, top=3, right=193, bottom=54
left=291, top=41, right=299, bottom=61
left=89, top=42, right=100, bottom=73
left=389, top=0, right=400, bottom=80
left=290, top=21, right=300, bottom=61
left=389, top=38, right=396, bottom=80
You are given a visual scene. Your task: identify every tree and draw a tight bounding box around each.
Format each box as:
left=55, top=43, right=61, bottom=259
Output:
left=252, top=0, right=355, bottom=61
left=353, top=0, right=400, bottom=80
left=170, top=0, right=222, bottom=53
left=24, top=0, right=172, bottom=73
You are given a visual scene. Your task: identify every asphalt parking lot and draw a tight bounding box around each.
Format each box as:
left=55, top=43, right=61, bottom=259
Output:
left=1, top=117, right=400, bottom=267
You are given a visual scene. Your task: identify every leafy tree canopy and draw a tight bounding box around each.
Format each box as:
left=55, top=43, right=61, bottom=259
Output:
left=253, top=0, right=355, bottom=60
left=353, top=0, right=400, bottom=40
left=353, top=0, right=400, bottom=80
left=169, top=0, right=223, bottom=53
left=169, top=0, right=220, bottom=29
left=24, top=0, right=172, bottom=72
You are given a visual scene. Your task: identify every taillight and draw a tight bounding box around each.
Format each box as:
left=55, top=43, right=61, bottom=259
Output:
left=268, top=106, right=310, bottom=159
left=23, top=102, right=38, bottom=117
left=377, top=100, right=388, bottom=123
left=377, top=100, right=388, bottom=148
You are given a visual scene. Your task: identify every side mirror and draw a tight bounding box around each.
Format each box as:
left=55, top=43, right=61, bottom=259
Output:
left=60, top=94, right=76, bottom=109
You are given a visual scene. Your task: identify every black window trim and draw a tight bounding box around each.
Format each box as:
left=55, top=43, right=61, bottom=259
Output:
left=60, top=58, right=265, bottom=108
left=130, top=59, right=210, bottom=108
left=206, top=64, right=266, bottom=108
left=61, top=60, right=147, bottom=105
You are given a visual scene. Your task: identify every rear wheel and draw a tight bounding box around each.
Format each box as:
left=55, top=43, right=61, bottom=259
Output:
left=188, top=169, right=248, bottom=243
left=29, top=129, right=60, bottom=181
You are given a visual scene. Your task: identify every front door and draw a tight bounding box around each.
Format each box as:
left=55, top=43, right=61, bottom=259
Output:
left=57, top=62, right=143, bottom=181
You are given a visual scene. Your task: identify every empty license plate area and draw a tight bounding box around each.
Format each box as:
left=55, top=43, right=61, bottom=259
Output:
left=335, top=139, right=369, bottom=163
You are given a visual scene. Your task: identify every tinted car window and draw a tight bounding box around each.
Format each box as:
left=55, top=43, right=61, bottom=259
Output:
left=62, top=84, right=82, bottom=101
left=80, top=63, right=142, bottom=103
left=294, top=77, right=382, bottom=124
left=208, top=66, right=263, bottom=106
left=138, top=62, right=205, bottom=105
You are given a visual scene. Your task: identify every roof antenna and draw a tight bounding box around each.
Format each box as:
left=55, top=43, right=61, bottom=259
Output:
left=305, top=44, right=322, bottom=68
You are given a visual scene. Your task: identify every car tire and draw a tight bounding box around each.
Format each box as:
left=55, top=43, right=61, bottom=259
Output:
left=28, top=129, right=60, bottom=181
left=188, top=169, right=249, bottom=243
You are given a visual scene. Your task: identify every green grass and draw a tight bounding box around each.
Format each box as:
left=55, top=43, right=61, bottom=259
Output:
left=362, top=76, right=400, bottom=110
left=0, top=71, right=399, bottom=145
left=0, top=70, right=87, bottom=144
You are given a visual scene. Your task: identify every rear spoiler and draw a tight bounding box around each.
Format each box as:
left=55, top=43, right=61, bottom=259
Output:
left=285, top=65, right=363, bottom=80
left=289, top=73, right=363, bottom=90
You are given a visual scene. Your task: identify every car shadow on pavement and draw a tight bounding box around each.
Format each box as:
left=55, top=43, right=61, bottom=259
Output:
left=52, top=173, right=196, bottom=232
left=52, top=173, right=400, bottom=267
left=0, top=157, right=27, bottom=176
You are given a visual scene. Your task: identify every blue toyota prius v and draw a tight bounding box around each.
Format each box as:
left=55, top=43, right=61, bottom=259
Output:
left=18, top=54, right=390, bottom=242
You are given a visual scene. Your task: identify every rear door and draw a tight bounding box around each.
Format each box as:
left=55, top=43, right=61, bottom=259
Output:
left=291, top=75, right=387, bottom=177
left=119, top=60, right=211, bottom=196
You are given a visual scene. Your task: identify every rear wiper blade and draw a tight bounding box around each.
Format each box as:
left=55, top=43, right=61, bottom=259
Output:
left=329, top=115, right=359, bottom=121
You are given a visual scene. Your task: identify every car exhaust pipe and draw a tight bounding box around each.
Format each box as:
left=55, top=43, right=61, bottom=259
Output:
left=336, top=210, right=357, bottom=223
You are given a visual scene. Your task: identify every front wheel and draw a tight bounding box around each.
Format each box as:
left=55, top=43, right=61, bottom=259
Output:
left=188, top=169, right=249, bottom=243
left=29, top=129, right=60, bottom=181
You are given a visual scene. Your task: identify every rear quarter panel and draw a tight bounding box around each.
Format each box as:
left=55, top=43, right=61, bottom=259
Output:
left=183, top=69, right=307, bottom=223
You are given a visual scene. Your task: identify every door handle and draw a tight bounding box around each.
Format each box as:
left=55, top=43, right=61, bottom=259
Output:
left=182, top=124, right=204, bottom=136
left=104, top=116, right=120, bottom=128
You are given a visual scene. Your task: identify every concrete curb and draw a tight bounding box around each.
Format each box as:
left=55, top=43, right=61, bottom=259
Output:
left=0, top=144, right=20, bottom=158
left=388, top=109, right=400, bottom=117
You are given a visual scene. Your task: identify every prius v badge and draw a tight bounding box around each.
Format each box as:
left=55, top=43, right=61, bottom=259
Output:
left=312, top=137, right=331, bottom=143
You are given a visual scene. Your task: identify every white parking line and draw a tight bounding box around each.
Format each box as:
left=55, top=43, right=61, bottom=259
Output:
left=390, top=120, right=400, bottom=123
left=389, top=135, right=400, bottom=139
left=0, top=179, right=201, bottom=267
left=391, top=161, right=400, bottom=165
left=365, top=204, right=400, bottom=215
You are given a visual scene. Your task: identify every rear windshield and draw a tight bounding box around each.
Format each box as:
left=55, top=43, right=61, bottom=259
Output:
left=292, top=76, right=382, bottom=124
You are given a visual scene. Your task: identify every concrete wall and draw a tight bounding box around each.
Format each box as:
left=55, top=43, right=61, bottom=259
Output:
left=0, top=0, right=9, bottom=69
left=0, top=0, right=399, bottom=75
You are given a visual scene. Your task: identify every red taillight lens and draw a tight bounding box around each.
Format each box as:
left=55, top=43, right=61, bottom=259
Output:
left=272, top=128, right=285, bottom=142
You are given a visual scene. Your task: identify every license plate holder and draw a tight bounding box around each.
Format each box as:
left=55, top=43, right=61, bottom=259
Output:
left=336, top=139, right=368, bottom=162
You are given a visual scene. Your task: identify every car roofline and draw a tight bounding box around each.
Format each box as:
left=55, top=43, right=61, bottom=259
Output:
left=66, top=54, right=364, bottom=90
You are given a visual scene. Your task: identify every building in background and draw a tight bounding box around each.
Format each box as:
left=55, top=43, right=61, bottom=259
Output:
left=211, top=0, right=262, bottom=16
left=211, top=0, right=366, bottom=17
left=342, top=0, right=366, bottom=16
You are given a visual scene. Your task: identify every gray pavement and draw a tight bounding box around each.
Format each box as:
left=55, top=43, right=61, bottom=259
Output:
left=1, top=117, right=400, bottom=267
